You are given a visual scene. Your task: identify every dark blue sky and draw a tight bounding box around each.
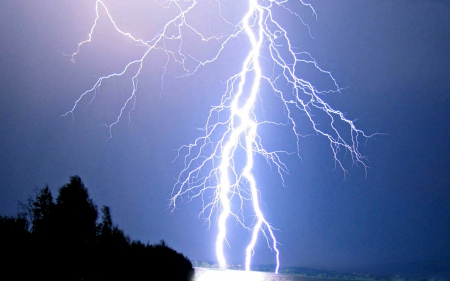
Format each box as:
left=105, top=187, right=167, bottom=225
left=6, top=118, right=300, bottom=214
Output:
left=1, top=0, right=449, bottom=275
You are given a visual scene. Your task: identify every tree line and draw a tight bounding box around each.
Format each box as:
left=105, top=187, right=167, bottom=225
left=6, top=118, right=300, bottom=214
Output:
left=0, top=175, right=193, bottom=281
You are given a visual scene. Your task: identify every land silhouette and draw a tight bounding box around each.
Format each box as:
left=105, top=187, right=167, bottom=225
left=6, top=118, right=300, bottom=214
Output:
left=0, top=175, right=193, bottom=281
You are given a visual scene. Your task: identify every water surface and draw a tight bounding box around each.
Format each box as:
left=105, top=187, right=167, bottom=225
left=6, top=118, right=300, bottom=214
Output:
left=194, top=267, right=314, bottom=281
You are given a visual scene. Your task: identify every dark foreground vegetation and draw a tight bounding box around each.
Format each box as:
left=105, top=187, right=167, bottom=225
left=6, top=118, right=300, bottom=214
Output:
left=0, top=175, right=193, bottom=281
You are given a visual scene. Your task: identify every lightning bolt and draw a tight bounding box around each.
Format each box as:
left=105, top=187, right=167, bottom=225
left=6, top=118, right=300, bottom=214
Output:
left=63, top=0, right=374, bottom=274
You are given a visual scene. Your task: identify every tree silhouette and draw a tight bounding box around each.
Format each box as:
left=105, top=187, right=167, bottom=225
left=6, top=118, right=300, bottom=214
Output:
left=55, top=175, right=98, bottom=245
left=53, top=175, right=98, bottom=278
left=29, top=185, right=55, bottom=237
left=98, top=205, right=130, bottom=246
left=100, top=205, right=113, bottom=235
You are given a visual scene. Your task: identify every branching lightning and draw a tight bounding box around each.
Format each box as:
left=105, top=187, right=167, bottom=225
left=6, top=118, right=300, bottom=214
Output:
left=63, top=0, right=374, bottom=274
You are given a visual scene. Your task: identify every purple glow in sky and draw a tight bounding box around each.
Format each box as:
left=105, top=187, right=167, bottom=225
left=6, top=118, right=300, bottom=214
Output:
left=0, top=0, right=449, bottom=276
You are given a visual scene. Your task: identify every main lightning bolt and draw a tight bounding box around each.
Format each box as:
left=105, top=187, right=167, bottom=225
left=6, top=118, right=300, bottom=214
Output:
left=63, top=0, right=373, bottom=274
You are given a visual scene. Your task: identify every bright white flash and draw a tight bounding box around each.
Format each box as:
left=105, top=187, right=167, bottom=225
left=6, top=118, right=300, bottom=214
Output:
left=63, top=0, right=373, bottom=274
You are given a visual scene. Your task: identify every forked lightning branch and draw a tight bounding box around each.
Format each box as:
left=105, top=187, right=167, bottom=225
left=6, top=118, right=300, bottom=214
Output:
left=63, top=0, right=372, bottom=274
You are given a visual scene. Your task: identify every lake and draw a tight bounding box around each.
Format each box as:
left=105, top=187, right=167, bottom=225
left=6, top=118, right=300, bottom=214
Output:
left=193, top=267, right=319, bottom=281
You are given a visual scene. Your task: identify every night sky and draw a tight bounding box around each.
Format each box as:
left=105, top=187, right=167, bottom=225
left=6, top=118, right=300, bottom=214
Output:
left=1, top=0, right=449, bottom=275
